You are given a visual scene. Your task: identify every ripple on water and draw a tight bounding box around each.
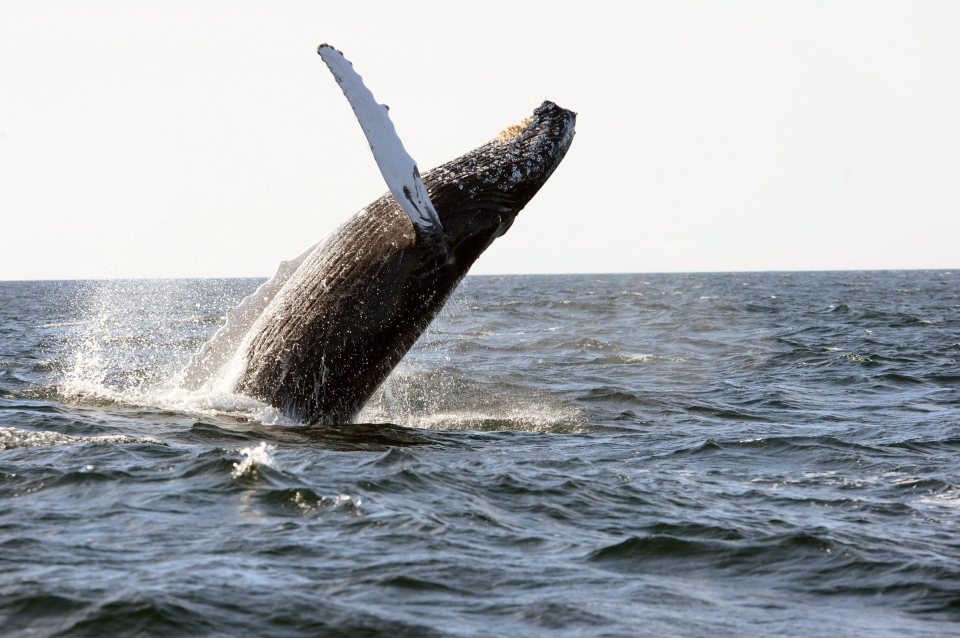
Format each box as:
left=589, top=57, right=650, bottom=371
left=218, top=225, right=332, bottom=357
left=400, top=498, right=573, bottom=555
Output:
left=1, top=273, right=959, bottom=635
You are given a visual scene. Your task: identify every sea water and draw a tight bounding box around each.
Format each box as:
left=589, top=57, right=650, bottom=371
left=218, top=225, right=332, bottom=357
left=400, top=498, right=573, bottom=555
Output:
left=0, top=271, right=958, bottom=636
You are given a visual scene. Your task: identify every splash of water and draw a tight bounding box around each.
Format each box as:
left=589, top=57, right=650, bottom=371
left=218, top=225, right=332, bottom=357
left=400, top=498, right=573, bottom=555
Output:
left=231, top=442, right=277, bottom=478
left=358, top=360, right=584, bottom=433
left=57, top=280, right=284, bottom=422
left=56, top=280, right=581, bottom=432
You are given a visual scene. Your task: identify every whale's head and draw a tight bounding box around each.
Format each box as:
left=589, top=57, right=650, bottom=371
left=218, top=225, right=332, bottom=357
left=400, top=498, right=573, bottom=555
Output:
left=423, top=101, right=576, bottom=268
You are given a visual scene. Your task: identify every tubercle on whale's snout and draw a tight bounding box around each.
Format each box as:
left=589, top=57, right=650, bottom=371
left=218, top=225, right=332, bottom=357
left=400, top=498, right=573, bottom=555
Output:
left=536, top=100, right=578, bottom=118
left=532, top=101, right=578, bottom=130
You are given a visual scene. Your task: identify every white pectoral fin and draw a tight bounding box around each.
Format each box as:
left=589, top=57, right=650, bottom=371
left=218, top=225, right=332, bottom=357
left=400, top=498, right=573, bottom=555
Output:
left=317, top=44, right=447, bottom=251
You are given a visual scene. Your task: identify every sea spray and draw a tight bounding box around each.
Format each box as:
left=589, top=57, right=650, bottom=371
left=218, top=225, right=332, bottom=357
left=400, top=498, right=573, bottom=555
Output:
left=231, top=441, right=277, bottom=479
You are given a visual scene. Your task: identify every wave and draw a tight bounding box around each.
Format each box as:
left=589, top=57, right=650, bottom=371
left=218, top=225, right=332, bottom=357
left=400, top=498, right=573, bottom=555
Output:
left=0, top=426, right=162, bottom=451
left=230, top=441, right=277, bottom=479
left=256, top=487, right=362, bottom=518
left=585, top=528, right=960, bottom=610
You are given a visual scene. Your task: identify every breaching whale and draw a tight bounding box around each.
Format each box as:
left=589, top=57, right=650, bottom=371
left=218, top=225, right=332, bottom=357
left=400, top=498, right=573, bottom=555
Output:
left=182, top=45, right=576, bottom=424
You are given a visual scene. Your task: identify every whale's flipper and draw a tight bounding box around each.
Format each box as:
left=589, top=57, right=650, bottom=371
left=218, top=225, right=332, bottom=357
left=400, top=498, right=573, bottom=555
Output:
left=317, top=44, right=447, bottom=253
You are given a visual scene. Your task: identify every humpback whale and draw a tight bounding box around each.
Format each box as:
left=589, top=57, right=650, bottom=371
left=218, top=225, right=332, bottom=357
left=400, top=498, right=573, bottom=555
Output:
left=182, top=45, right=576, bottom=424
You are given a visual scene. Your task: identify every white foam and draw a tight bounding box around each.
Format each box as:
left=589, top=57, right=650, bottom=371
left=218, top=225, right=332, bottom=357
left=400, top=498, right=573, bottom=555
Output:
left=290, top=490, right=362, bottom=515
left=917, top=489, right=960, bottom=510
left=231, top=441, right=277, bottom=478
left=622, top=353, right=664, bottom=363
left=359, top=398, right=584, bottom=434
left=0, top=427, right=162, bottom=451
left=61, top=362, right=298, bottom=426
left=839, top=353, right=871, bottom=362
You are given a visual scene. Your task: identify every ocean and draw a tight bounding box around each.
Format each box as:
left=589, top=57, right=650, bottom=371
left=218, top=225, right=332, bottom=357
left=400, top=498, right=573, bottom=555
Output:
left=0, top=271, right=958, bottom=637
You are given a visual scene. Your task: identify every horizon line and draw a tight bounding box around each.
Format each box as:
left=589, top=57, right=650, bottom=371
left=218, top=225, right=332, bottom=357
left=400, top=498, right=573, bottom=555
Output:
left=1, top=266, right=956, bottom=284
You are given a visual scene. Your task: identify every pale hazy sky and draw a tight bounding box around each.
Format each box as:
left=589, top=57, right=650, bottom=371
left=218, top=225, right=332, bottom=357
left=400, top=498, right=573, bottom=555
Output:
left=1, top=1, right=957, bottom=280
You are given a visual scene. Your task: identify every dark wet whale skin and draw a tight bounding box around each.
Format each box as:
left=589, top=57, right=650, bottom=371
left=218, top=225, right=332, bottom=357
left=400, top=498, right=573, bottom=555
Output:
left=235, top=101, right=576, bottom=424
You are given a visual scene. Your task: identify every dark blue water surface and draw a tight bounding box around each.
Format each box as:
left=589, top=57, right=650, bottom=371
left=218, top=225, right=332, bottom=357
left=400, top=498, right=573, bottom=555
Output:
left=1, top=271, right=958, bottom=637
